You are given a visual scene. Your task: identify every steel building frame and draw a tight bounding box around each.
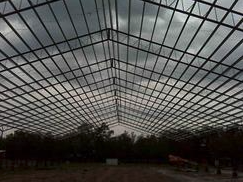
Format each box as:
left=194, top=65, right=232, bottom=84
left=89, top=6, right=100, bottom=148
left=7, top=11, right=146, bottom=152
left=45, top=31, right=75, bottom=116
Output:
left=0, top=0, right=242, bottom=140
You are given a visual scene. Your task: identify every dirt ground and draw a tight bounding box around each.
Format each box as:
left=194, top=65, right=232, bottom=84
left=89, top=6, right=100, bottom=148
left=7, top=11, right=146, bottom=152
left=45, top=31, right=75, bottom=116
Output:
left=0, top=164, right=242, bottom=182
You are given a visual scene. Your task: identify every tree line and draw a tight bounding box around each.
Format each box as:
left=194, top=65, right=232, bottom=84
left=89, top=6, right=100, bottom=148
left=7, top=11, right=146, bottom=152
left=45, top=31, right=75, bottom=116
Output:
left=0, top=123, right=243, bottom=166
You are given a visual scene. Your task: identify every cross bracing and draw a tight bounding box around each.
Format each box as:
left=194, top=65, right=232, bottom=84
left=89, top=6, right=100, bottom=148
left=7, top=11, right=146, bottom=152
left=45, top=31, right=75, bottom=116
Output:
left=0, top=0, right=242, bottom=140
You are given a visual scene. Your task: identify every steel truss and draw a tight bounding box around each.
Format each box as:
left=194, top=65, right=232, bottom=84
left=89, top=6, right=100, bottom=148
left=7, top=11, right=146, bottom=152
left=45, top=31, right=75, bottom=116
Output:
left=0, top=0, right=242, bottom=140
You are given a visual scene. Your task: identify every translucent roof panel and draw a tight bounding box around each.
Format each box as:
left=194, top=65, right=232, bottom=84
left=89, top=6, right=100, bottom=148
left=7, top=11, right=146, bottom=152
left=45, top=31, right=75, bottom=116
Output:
left=0, top=0, right=242, bottom=140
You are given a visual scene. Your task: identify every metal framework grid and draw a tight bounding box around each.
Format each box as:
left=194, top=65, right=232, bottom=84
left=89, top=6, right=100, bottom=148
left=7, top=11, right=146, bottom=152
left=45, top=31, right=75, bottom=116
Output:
left=0, top=0, right=242, bottom=140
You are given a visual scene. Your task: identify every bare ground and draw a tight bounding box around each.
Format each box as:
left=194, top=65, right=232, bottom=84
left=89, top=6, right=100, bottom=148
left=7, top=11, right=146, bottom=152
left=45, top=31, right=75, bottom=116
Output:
left=0, top=164, right=242, bottom=182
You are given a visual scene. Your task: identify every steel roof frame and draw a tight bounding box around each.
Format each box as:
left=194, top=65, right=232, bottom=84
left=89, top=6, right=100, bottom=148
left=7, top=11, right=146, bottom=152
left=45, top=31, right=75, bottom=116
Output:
left=0, top=0, right=242, bottom=140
